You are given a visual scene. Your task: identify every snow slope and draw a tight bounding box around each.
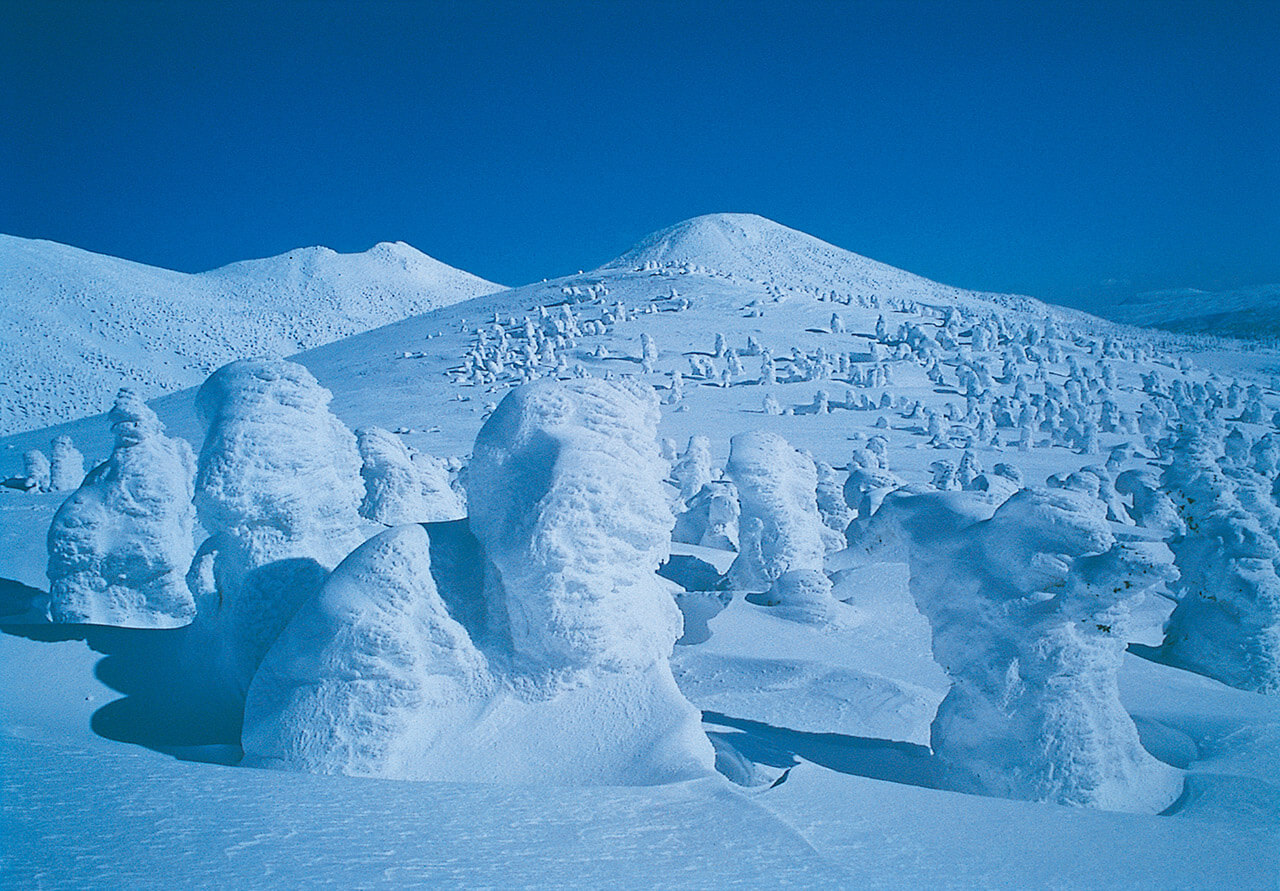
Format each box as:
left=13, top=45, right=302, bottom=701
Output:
left=3, top=213, right=1279, bottom=886
left=0, top=234, right=504, bottom=435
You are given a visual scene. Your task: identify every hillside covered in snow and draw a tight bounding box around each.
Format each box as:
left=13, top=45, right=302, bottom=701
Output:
left=3, top=214, right=1279, bottom=887
left=1083, top=282, right=1280, bottom=341
left=0, top=234, right=504, bottom=435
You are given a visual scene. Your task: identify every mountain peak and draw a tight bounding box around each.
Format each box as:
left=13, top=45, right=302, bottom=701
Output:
left=599, top=213, right=953, bottom=300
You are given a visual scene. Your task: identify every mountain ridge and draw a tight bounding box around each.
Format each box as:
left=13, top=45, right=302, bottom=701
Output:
left=0, top=234, right=505, bottom=435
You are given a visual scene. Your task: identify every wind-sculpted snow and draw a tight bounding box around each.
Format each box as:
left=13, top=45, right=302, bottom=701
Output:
left=189, top=359, right=366, bottom=695
left=725, top=431, right=837, bottom=621
left=46, top=389, right=197, bottom=627
left=356, top=426, right=464, bottom=525
left=851, top=487, right=1184, bottom=812
left=0, top=234, right=504, bottom=435
left=245, top=378, right=714, bottom=785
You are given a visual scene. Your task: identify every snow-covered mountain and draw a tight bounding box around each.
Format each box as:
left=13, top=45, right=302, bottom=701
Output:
left=1086, top=282, right=1280, bottom=340
left=3, top=214, right=1279, bottom=886
left=606, top=212, right=1023, bottom=306
left=0, top=234, right=505, bottom=435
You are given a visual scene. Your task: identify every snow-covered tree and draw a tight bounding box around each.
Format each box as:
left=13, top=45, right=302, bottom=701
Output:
left=245, top=380, right=718, bottom=783
left=1159, top=430, right=1280, bottom=693
left=670, top=435, right=714, bottom=504
left=850, top=487, right=1183, bottom=812
left=725, top=432, right=836, bottom=621
left=49, top=436, right=85, bottom=492
left=356, top=427, right=464, bottom=525
left=189, top=359, right=365, bottom=695
left=47, top=389, right=197, bottom=627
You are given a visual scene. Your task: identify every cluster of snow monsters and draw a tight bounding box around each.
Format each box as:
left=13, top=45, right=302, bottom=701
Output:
left=40, top=337, right=1280, bottom=805
left=245, top=376, right=712, bottom=784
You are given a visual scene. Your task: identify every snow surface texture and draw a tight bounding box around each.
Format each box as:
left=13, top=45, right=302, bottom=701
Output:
left=245, top=378, right=714, bottom=784
left=356, top=426, right=465, bottom=525
left=725, top=431, right=837, bottom=621
left=0, top=234, right=504, bottom=435
left=188, top=359, right=366, bottom=697
left=853, top=487, right=1184, bottom=813
left=46, top=389, right=197, bottom=627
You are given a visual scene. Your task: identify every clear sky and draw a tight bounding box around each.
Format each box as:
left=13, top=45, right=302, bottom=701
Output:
left=2, top=0, right=1277, bottom=305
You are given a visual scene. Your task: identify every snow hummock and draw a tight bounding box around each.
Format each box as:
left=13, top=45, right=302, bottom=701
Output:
left=46, top=389, right=197, bottom=627
left=0, top=234, right=505, bottom=435
left=244, top=378, right=714, bottom=785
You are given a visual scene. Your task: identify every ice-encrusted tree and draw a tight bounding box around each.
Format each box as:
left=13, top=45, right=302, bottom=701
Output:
left=849, top=486, right=1184, bottom=813
left=49, top=436, right=85, bottom=492
left=244, top=378, right=714, bottom=785
left=47, top=389, right=197, bottom=627
left=355, top=427, right=464, bottom=525
left=725, top=432, right=837, bottom=621
left=1159, top=430, right=1280, bottom=693
left=672, top=480, right=741, bottom=550
left=671, top=434, right=715, bottom=505
left=188, top=359, right=365, bottom=695
left=22, top=449, right=50, bottom=492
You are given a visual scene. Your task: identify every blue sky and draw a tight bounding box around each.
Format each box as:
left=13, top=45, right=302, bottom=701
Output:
left=2, top=1, right=1277, bottom=305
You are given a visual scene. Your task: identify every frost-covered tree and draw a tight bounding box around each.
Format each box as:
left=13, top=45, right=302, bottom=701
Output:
left=356, top=427, right=464, bottom=526
left=814, top=460, right=853, bottom=536
left=725, top=432, right=836, bottom=621
left=189, top=359, right=365, bottom=695
left=47, top=389, right=197, bottom=627
left=49, top=436, right=85, bottom=492
left=673, top=480, right=741, bottom=551
left=670, top=435, right=714, bottom=504
left=22, top=449, right=50, bottom=492
left=244, top=379, right=717, bottom=784
left=1159, top=430, right=1280, bottom=693
left=850, top=487, right=1183, bottom=813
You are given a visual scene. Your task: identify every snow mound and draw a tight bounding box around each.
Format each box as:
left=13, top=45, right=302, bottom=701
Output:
left=189, top=359, right=366, bottom=695
left=46, top=389, right=197, bottom=627
left=0, top=234, right=504, bottom=435
left=245, top=378, right=714, bottom=785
